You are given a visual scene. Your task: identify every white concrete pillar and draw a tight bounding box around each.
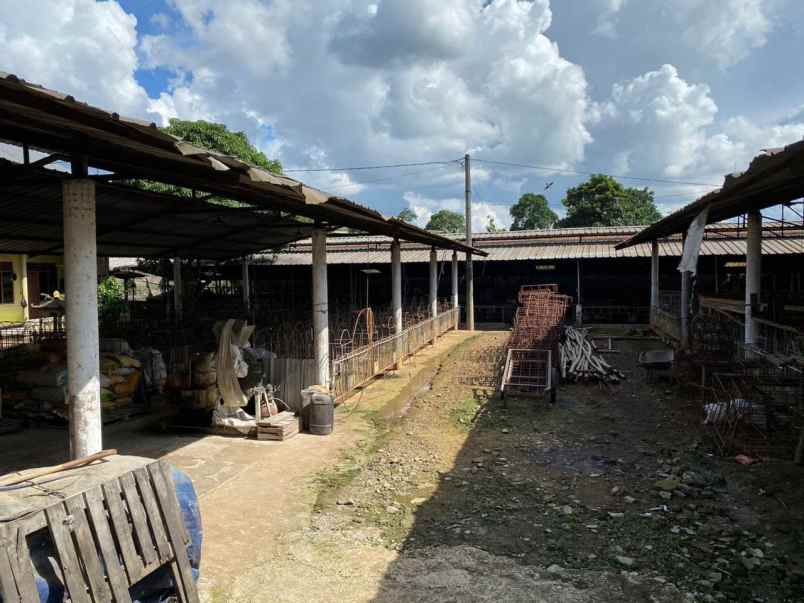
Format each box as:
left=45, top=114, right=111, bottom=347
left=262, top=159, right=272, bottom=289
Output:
left=63, top=179, right=102, bottom=459
left=745, top=211, right=762, bottom=347
left=430, top=247, right=438, bottom=342
left=242, top=257, right=251, bottom=314
left=312, top=229, right=330, bottom=388
left=451, top=251, right=459, bottom=328
left=391, top=239, right=403, bottom=335
left=650, top=240, right=660, bottom=311
left=575, top=259, right=583, bottom=326
left=20, top=254, right=29, bottom=321
left=173, top=257, right=182, bottom=322
left=680, top=270, right=690, bottom=348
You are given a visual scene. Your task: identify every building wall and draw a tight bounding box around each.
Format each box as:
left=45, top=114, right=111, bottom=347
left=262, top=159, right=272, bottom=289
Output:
left=0, top=254, right=64, bottom=324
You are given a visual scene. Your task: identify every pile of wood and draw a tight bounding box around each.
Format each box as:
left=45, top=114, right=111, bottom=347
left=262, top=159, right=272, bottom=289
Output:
left=559, top=327, right=625, bottom=384
left=257, top=411, right=299, bottom=441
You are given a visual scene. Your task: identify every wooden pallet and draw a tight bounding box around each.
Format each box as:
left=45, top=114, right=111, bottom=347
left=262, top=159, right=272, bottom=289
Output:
left=257, top=411, right=299, bottom=441
left=0, top=459, right=199, bottom=603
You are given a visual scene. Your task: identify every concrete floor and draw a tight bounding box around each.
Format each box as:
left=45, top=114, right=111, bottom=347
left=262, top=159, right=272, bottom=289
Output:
left=0, top=330, right=473, bottom=601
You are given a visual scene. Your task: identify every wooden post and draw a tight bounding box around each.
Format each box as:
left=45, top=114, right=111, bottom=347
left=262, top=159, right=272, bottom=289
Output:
left=451, top=250, right=459, bottom=329
left=242, top=257, right=251, bottom=316
left=650, top=240, right=659, bottom=324
left=173, top=258, right=182, bottom=323
left=575, top=258, right=583, bottom=326
left=429, top=247, right=438, bottom=343
left=746, top=211, right=762, bottom=347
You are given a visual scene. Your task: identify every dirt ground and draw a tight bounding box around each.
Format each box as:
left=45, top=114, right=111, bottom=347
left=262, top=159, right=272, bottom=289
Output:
left=232, top=329, right=804, bottom=603
left=2, top=329, right=802, bottom=602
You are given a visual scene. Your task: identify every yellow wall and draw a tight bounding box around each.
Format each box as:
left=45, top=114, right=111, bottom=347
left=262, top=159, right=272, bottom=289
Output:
left=0, top=255, right=25, bottom=323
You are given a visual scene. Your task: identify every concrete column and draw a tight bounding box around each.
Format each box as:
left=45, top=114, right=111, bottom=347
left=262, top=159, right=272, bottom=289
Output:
left=242, top=257, right=251, bottom=315
left=680, top=270, right=690, bottom=348
left=312, top=229, right=330, bottom=388
left=451, top=251, right=459, bottom=329
left=63, top=179, right=102, bottom=458
left=650, top=240, right=660, bottom=311
left=429, top=247, right=438, bottom=343
left=391, top=239, right=403, bottom=335
left=745, top=211, right=762, bottom=347
left=173, top=257, right=182, bottom=322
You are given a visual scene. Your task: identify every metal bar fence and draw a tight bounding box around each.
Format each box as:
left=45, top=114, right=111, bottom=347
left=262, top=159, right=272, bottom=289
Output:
left=331, top=307, right=459, bottom=401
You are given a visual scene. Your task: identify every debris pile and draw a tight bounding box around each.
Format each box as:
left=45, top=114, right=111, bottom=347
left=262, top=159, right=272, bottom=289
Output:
left=560, top=326, right=625, bottom=383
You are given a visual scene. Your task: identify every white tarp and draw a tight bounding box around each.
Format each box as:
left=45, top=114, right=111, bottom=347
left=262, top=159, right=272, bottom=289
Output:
left=677, top=207, right=710, bottom=275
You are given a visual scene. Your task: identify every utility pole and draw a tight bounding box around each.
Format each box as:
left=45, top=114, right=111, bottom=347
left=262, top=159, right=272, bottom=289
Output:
left=464, top=153, right=474, bottom=330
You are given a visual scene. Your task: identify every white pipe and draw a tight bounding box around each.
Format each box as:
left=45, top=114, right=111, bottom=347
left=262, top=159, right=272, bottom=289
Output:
left=746, top=211, right=762, bottom=346
left=429, top=247, right=438, bottom=319
left=391, top=239, right=402, bottom=335
left=464, top=153, right=474, bottom=330
left=63, top=179, right=102, bottom=458
left=312, top=229, right=330, bottom=388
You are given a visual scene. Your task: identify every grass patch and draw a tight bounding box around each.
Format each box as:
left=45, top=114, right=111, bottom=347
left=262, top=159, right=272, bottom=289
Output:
left=451, top=396, right=484, bottom=430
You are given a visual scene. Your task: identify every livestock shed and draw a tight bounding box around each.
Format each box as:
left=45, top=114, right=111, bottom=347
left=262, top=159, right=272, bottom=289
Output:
left=243, top=223, right=804, bottom=326
left=0, top=72, right=484, bottom=461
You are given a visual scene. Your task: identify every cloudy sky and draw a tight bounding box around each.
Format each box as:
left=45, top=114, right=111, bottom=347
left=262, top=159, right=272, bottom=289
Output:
left=2, top=0, right=803, bottom=230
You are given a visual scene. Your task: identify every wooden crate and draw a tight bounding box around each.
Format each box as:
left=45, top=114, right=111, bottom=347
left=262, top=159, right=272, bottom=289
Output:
left=257, top=411, right=299, bottom=441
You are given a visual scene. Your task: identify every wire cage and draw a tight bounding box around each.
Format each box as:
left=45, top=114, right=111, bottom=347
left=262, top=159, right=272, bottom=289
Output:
left=707, top=361, right=803, bottom=459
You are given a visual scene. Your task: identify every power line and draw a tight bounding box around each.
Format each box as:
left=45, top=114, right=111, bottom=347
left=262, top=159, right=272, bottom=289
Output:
left=284, top=159, right=460, bottom=173
left=472, top=158, right=721, bottom=188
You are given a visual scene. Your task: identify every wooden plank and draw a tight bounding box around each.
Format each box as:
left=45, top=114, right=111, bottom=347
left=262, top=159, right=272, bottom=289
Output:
left=147, top=462, right=199, bottom=603
left=133, top=467, right=171, bottom=562
left=45, top=502, right=91, bottom=603
left=12, top=524, right=39, bottom=603
left=84, top=486, right=132, bottom=603
left=0, top=525, right=21, bottom=603
left=102, top=479, right=144, bottom=583
left=119, top=472, right=158, bottom=568
left=65, top=495, right=112, bottom=603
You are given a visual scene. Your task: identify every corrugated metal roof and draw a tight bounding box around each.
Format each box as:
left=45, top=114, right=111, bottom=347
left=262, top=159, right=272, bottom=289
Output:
left=262, top=225, right=803, bottom=265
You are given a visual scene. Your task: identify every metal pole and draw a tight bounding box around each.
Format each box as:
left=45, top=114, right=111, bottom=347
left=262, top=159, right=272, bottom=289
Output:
left=575, top=259, right=583, bottom=326
left=173, top=257, right=183, bottom=323
left=242, top=257, right=250, bottom=315
left=650, top=240, right=660, bottom=312
left=64, top=178, right=102, bottom=458
left=429, top=247, right=438, bottom=342
left=391, top=239, right=403, bottom=366
left=680, top=270, right=690, bottom=348
left=746, top=211, right=762, bottom=347
left=451, top=250, right=459, bottom=329
left=464, top=153, right=474, bottom=330
left=312, top=228, right=331, bottom=388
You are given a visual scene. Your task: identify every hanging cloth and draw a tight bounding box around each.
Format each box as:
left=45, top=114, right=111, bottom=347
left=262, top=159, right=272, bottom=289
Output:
left=677, top=207, right=710, bottom=276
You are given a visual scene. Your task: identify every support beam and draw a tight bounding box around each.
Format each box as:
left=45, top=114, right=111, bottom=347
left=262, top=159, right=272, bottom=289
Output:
left=173, top=257, right=183, bottom=322
left=391, top=239, right=403, bottom=367
left=451, top=251, right=459, bottom=329
left=20, top=254, right=29, bottom=321
left=746, top=210, right=762, bottom=347
left=650, top=240, right=660, bottom=312
left=312, top=229, right=331, bottom=388
left=464, top=153, right=474, bottom=331
left=242, top=257, right=251, bottom=315
left=63, top=179, right=102, bottom=458
left=429, top=247, right=438, bottom=343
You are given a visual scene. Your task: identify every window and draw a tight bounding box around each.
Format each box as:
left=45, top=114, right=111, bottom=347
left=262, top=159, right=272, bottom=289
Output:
left=0, top=262, right=14, bottom=304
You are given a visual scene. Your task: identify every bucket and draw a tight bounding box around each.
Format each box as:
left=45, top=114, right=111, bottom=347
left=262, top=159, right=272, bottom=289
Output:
left=308, top=392, right=334, bottom=435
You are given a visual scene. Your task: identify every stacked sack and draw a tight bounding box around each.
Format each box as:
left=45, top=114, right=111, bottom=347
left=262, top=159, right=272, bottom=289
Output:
left=100, top=353, right=143, bottom=411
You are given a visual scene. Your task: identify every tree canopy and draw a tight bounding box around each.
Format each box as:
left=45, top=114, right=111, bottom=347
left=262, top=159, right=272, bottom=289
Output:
left=558, top=174, right=662, bottom=228
left=163, top=119, right=282, bottom=173
left=426, top=209, right=465, bottom=233
left=509, top=193, right=558, bottom=230
left=397, top=208, right=417, bottom=224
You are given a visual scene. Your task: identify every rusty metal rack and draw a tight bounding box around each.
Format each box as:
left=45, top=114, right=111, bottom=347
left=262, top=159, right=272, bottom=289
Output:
left=501, top=285, right=571, bottom=402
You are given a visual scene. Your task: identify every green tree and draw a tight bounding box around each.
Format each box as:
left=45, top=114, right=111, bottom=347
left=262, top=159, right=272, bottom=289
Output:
left=426, top=209, right=465, bottom=233
left=485, top=216, right=504, bottom=233
left=97, top=277, right=126, bottom=322
left=558, top=174, right=662, bottom=227
left=135, top=119, right=282, bottom=205
left=397, top=208, right=417, bottom=223
left=509, top=193, right=558, bottom=230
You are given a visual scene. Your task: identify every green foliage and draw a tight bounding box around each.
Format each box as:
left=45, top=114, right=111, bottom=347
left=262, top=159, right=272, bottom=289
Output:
left=509, top=193, right=558, bottom=230
left=134, top=119, right=282, bottom=206
left=558, top=174, right=662, bottom=228
left=485, top=216, right=504, bottom=233
left=97, top=277, right=126, bottom=321
left=426, top=209, right=465, bottom=233
left=397, top=208, right=417, bottom=223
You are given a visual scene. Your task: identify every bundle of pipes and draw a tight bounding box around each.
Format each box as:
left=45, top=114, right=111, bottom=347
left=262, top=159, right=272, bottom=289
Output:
left=560, top=326, right=625, bottom=384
